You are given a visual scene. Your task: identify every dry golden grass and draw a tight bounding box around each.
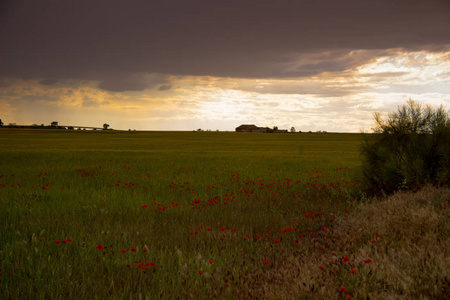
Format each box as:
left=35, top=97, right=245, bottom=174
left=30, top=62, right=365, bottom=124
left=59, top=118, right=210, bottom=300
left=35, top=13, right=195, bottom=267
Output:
left=237, top=185, right=450, bottom=299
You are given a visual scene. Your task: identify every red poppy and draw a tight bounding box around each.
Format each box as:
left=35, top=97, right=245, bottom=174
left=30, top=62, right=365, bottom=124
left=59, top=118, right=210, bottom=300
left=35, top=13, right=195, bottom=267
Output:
left=226, top=283, right=229, bottom=286
left=39, top=238, right=43, bottom=242
left=209, top=260, right=213, bottom=264
left=274, top=239, right=279, bottom=243
left=364, top=259, right=372, bottom=263
left=350, top=269, right=357, bottom=274
left=96, top=244, right=103, bottom=250
left=55, top=240, right=60, bottom=244
left=131, top=247, right=136, bottom=252
left=339, top=286, right=347, bottom=292
left=319, top=265, right=324, bottom=270
left=220, top=227, right=225, bottom=231
left=121, top=249, right=127, bottom=253
left=199, top=270, right=203, bottom=274
left=263, top=260, right=268, bottom=264
left=144, top=248, right=148, bottom=252
left=67, top=238, right=72, bottom=242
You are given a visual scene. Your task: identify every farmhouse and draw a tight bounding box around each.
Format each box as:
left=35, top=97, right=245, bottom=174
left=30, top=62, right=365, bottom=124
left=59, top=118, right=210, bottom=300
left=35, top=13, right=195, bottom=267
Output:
left=235, top=124, right=259, bottom=132
left=236, top=124, right=287, bottom=133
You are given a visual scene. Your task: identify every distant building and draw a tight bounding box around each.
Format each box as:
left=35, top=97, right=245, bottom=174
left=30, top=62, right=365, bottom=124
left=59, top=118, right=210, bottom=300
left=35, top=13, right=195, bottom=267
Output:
left=236, top=124, right=289, bottom=133
left=235, top=124, right=259, bottom=132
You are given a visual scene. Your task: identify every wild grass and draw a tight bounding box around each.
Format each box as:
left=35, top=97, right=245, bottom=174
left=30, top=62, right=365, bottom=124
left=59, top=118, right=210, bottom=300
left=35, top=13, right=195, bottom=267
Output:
left=0, top=130, right=448, bottom=299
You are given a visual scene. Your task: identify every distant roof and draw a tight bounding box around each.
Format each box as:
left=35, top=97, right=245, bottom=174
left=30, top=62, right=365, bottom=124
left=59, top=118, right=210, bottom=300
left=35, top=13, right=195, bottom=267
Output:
left=236, top=124, right=258, bottom=129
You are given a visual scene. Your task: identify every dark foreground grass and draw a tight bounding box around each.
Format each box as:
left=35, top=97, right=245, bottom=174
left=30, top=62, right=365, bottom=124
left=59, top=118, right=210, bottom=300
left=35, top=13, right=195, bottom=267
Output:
left=1, top=130, right=448, bottom=299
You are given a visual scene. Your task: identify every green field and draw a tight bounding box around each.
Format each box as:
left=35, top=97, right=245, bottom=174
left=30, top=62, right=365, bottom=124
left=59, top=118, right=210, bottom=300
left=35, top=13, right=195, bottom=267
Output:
left=1, top=130, right=448, bottom=299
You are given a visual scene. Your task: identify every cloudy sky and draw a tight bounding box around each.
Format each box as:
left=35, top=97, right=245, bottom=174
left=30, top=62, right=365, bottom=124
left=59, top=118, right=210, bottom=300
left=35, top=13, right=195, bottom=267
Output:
left=1, top=0, right=449, bottom=131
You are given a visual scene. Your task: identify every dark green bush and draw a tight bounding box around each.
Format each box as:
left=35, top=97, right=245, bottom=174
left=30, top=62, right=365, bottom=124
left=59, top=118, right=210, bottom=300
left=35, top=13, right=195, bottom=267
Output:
left=361, top=99, right=450, bottom=196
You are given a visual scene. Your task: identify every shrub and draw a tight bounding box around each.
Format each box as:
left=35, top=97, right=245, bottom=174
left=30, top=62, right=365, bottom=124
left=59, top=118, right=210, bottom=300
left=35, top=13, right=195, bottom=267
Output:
left=360, top=99, right=450, bottom=196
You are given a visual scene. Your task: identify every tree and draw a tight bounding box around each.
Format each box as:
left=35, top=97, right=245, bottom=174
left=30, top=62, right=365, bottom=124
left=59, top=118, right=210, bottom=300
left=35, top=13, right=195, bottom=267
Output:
left=273, top=126, right=278, bottom=131
left=290, top=126, right=296, bottom=133
left=51, top=121, right=58, bottom=128
left=360, top=99, right=450, bottom=196
left=103, top=123, right=110, bottom=130
left=0, top=119, right=3, bottom=127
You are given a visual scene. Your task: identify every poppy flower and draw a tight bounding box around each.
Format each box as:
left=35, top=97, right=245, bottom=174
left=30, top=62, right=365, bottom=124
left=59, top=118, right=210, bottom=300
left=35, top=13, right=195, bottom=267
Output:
left=67, top=238, right=72, bottom=242
left=364, top=259, right=372, bottom=263
left=339, top=286, right=347, bottom=292
left=209, top=260, right=213, bottom=264
left=131, top=247, right=136, bottom=252
left=121, top=249, right=127, bottom=253
left=55, top=240, right=60, bottom=244
left=199, top=270, right=203, bottom=274
left=263, top=260, right=268, bottom=264
left=319, top=265, right=324, bottom=270
left=350, top=269, right=357, bottom=274
left=96, top=244, right=104, bottom=250
left=274, top=239, right=279, bottom=243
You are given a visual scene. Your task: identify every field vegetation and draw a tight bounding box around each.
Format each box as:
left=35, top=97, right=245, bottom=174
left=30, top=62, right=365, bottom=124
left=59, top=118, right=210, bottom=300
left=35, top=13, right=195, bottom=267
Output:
left=0, top=129, right=448, bottom=299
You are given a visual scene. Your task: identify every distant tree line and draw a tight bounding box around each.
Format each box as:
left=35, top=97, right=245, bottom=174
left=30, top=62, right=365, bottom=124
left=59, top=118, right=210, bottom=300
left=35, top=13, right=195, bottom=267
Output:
left=0, top=120, right=112, bottom=130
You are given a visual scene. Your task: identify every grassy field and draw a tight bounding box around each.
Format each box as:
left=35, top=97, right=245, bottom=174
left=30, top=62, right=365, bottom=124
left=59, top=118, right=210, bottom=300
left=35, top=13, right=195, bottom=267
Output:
left=1, top=129, right=448, bottom=299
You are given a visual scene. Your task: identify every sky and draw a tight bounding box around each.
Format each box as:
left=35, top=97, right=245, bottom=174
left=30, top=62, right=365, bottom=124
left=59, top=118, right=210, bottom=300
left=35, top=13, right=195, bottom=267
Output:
left=1, top=0, right=449, bottom=132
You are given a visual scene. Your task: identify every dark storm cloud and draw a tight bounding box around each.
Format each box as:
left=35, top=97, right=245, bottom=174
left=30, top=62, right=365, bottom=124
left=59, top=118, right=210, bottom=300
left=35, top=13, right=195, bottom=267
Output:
left=38, top=78, right=60, bottom=86
left=96, top=73, right=170, bottom=92
left=0, top=0, right=449, bottom=91
left=158, top=85, right=172, bottom=91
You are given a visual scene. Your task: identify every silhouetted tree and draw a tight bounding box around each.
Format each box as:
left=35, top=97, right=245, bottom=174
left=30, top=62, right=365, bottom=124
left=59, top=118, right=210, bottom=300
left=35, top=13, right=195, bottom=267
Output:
left=290, top=126, right=296, bottom=133
left=0, top=119, right=3, bottom=127
left=103, top=123, right=110, bottom=130
left=51, top=121, right=58, bottom=128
